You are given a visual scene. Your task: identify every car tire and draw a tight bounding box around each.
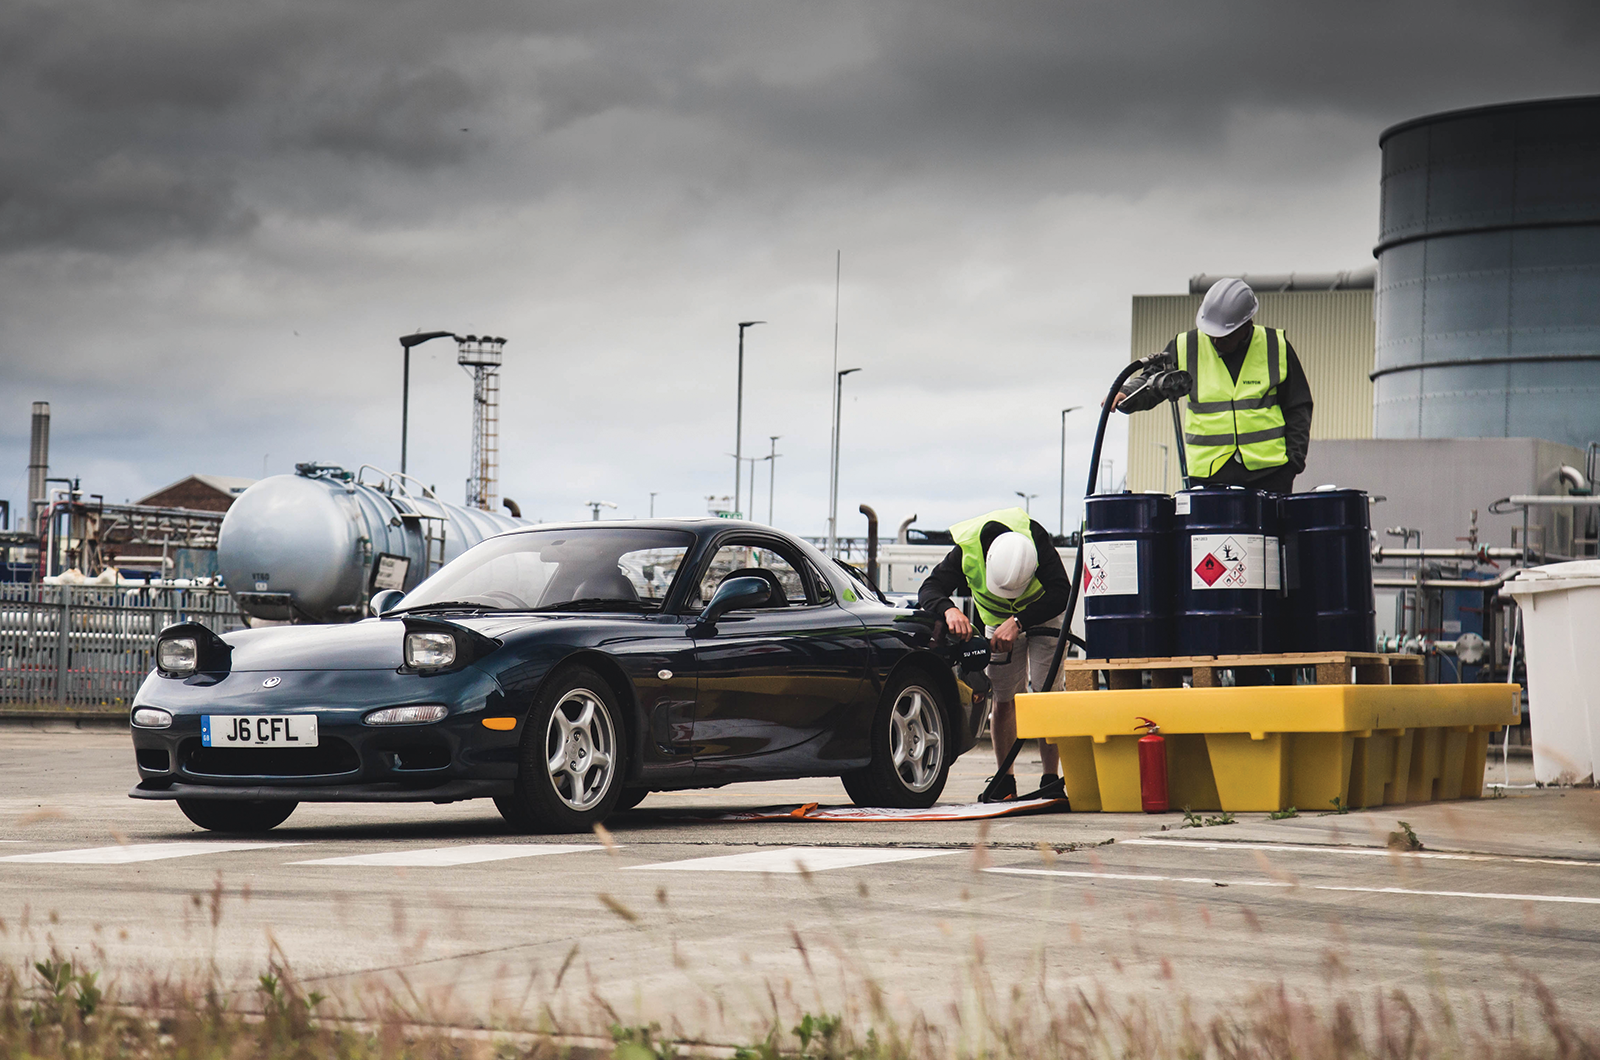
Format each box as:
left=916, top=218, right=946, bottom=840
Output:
left=496, top=665, right=625, bottom=833
left=614, top=787, right=649, bottom=812
left=177, top=798, right=297, bottom=833
left=841, top=672, right=951, bottom=809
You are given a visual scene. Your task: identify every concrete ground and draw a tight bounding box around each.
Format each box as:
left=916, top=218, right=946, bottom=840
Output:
left=2, top=729, right=1597, bottom=1042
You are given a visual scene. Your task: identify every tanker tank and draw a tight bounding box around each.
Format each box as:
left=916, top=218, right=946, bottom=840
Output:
left=218, top=463, right=524, bottom=623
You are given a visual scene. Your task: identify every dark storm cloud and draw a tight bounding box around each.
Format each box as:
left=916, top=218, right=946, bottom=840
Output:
left=3, top=0, right=1598, bottom=256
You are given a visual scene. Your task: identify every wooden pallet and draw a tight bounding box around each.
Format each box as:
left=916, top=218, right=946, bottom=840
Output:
left=1059, top=651, right=1425, bottom=691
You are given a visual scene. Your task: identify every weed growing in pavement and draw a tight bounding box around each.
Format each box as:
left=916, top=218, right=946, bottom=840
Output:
left=1180, top=807, right=1204, bottom=828
left=1268, top=806, right=1299, bottom=820
left=1387, top=820, right=1425, bottom=851
left=1201, top=811, right=1236, bottom=826
left=1320, top=796, right=1350, bottom=816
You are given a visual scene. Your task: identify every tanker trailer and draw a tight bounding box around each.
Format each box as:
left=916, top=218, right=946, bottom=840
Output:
left=217, top=463, right=524, bottom=623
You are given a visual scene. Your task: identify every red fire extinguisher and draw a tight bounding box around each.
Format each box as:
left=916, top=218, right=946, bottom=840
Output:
left=1135, top=717, right=1169, bottom=813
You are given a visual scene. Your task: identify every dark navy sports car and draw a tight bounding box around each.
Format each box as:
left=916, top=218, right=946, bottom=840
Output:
left=129, top=520, right=986, bottom=833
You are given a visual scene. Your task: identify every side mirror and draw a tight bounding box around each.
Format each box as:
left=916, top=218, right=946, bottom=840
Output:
left=370, top=589, right=406, bottom=617
left=699, top=576, right=772, bottom=628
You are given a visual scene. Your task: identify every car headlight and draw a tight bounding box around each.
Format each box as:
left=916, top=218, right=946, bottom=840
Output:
left=132, top=707, right=173, bottom=728
left=157, top=637, right=198, bottom=676
left=364, top=705, right=449, bottom=726
left=404, top=631, right=457, bottom=670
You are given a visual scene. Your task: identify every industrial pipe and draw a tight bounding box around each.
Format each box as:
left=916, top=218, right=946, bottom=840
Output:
left=896, top=514, right=917, bottom=545
left=859, top=504, right=879, bottom=587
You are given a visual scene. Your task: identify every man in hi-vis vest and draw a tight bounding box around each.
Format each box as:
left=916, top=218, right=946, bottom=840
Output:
left=1116, top=277, right=1314, bottom=493
left=917, top=507, right=1072, bottom=800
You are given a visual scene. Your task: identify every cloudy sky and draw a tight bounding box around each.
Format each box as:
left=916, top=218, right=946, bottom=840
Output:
left=2, top=0, right=1597, bottom=538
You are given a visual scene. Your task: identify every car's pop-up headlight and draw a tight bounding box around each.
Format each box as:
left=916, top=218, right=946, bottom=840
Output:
left=132, top=707, right=172, bottom=728
left=404, top=631, right=457, bottom=670
left=157, top=637, right=198, bottom=676
left=364, top=705, right=449, bottom=726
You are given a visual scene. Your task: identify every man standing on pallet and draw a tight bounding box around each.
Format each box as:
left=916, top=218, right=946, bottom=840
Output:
left=1115, top=277, right=1314, bottom=493
left=918, top=507, right=1072, bottom=800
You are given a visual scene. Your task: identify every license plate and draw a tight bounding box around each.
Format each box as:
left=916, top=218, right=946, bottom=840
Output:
left=201, top=715, right=319, bottom=747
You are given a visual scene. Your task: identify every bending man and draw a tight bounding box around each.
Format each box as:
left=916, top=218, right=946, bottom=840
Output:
left=918, top=507, right=1071, bottom=800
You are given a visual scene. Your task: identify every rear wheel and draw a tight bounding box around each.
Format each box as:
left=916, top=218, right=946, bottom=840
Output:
left=496, top=666, right=624, bottom=833
left=177, top=798, right=297, bottom=833
left=614, top=787, right=649, bottom=812
left=842, top=673, right=951, bottom=808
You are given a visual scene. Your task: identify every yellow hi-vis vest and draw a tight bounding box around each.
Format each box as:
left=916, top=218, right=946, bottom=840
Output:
left=1176, top=326, right=1290, bottom=479
left=947, top=507, right=1045, bottom=628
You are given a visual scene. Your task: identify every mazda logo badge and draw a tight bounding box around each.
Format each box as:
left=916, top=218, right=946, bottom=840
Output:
left=262, top=677, right=281, bottom=688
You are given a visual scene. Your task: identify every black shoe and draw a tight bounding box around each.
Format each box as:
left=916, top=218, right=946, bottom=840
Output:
left=979, top=773, right=1017, bottom=803
left=1038, top=774, right=1066, bottom=800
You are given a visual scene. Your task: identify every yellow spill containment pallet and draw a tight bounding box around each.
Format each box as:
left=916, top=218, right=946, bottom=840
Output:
left=1015, top=653, right=1520, bottom=813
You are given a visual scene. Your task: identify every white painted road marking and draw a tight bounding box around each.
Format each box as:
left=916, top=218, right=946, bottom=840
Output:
left=632, top=846, right=952, bottom=874
left=291, top=844, right=603, bottom=867
left=1124, top=837, right=1600, bottom=869
left=0, top=842, right=290, bottom=864
left=987, top=867, right=1600, bottom=906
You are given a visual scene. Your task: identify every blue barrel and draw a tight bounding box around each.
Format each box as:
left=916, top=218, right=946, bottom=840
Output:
left=1083, top=493, right=1175, bottom=659
left=1280, top=489, right=1375, bottom=653
left=1175, top=487, right=1281, bottom=656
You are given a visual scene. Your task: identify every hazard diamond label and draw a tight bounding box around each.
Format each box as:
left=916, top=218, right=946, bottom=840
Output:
left=1190, top=534, right=1266, bottom=590
left=1194, top=552, right=1227, bottom=586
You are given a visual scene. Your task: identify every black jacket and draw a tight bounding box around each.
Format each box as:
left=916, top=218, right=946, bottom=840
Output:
left=917, top=518, right=1071, bottom=630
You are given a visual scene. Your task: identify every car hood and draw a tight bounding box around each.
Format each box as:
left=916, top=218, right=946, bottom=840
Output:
left=220, top=615, right=533, bottom=671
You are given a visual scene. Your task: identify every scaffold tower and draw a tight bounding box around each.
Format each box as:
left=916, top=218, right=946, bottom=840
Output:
left=456, top=335, right=505, bottom=511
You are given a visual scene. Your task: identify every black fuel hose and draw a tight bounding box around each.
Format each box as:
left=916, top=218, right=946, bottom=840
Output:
left=979, top=354, right=1157, bottom=803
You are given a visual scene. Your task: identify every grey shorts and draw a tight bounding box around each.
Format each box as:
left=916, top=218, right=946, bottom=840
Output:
left=985, top=617, right=1064, bottom=702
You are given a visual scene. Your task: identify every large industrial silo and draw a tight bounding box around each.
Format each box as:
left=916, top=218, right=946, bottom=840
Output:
left=1374, top=95, right=1600, bottom=448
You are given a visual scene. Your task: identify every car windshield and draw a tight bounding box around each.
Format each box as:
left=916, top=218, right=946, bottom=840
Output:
left=396, top=528, right=693, bottom=613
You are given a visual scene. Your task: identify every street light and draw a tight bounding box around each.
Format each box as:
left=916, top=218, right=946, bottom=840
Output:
left=827, top=368, right=861, bottom=558
left=398, top=331, right=458, bottom=474
left=763, top=436, right=782, bottom=526
left=1015, top=491, right=1037, bottom=515
left=733, top=321, right=766, bottom=518
left=649, top=492, right=658, bottom=518
left=1059, top=406, right=1082, bottom=537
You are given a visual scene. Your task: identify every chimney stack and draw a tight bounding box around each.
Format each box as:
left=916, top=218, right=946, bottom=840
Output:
left=28, top=401, right=49, bottom=529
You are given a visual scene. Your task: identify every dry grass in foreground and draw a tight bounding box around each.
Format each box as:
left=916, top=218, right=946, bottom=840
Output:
left=2, top=952, right=1597, bottom=1060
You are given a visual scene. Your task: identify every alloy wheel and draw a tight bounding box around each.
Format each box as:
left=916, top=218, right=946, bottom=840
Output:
left=889, top=684, right=944, bottom=793
left=543, top=687, right=617, bottom=811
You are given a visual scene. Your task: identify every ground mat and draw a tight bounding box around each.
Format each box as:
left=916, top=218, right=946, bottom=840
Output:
left=658, top=797, right=1069, bottom=822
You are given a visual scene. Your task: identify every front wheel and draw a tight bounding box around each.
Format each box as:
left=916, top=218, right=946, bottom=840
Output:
left=496, top=666, right=625, bottom=833
left=177, top=798, right=297, bottom=833
left=841, top=673, right=951, bottom=808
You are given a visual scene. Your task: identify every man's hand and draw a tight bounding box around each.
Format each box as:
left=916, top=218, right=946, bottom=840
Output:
left=990, top=616, right=1020, bottom=652
left=943, top=607, right=972, bottom=641
left=1099, top=391, right=1125, bottom=411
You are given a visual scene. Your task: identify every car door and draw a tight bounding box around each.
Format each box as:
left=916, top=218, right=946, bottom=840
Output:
left=686, top=534, right=870, bottom=773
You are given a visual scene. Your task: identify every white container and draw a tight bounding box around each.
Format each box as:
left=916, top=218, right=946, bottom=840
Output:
left=1501, top=561, right=1600, bottom=785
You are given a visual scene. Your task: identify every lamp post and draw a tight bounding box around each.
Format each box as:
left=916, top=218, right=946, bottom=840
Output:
left=649, top=492, right=658, bottom=518
left=1015, top=491, right=1037, bottom=515
left=398, top=331, right=457, bottom=475
left=827, top=368, right=861, bottom=558
left=1156, top=443, right=1170, bottom=494
left=763, top=436, right=782, bottom=525
left=1059, top=406, right=1082, bottom=537
left=733, top=321, right=765, bottom=518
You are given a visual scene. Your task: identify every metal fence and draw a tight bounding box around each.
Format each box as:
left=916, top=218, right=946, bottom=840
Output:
left=0, top=584, right=245, bottom=708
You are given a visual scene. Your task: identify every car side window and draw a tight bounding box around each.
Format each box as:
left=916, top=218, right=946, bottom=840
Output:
left=688, top=542, right=812, bottom=611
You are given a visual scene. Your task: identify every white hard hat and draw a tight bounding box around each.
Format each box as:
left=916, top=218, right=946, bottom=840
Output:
left=985, top=532, right=1038, bottom=599
left=1195, top=277, right=1259, bottom=337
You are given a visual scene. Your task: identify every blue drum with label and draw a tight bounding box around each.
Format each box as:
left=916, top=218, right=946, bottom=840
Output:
left=1083, top=493, right=1175, bottom=659
left=1174, top=486, right=1281, bottom=656
left=1280, top=488, right=1375, bottom=652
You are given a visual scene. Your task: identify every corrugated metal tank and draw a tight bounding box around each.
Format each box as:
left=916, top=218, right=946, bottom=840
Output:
left=217, top=464, right=523, bottom=623
left=1375, top=95, right=1600, bottom=447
